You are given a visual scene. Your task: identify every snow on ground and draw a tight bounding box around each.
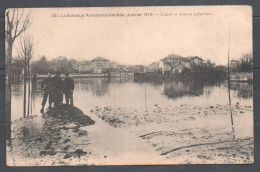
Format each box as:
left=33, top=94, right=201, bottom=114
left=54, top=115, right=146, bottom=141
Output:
left=91, top=103, right=254, bottom=164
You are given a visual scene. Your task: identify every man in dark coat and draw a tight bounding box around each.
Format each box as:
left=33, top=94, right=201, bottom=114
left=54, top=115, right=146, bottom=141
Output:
left=41, top=72, right=53, bottom=113
left=62, top=72, right=74, bottom=106
left=52, top=70, right=63, bottom=107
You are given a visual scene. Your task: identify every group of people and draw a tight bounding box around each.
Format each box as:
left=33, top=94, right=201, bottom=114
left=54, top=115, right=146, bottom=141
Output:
left=40, top=71, right=74, bottom=113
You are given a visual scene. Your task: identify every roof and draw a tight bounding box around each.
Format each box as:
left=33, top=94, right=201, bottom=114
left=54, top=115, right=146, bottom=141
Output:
left=186, top=56, right=204, bottom=62
left=91, top=57, right=109, bottom=62
left=160, top=59, right=172, bottom=65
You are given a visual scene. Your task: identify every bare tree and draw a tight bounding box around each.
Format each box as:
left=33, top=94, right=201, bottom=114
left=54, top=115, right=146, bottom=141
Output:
left=5, top=9, right=31, bottom=139
left=17, top=36, right=34, bottom=118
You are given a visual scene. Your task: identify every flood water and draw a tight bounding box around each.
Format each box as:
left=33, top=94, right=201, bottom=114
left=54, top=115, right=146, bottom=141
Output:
left=11, top=77, right=253, bottom=121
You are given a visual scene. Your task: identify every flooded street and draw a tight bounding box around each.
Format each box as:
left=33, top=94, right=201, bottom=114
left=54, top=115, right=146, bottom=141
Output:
left=11, top=77, right=252, bottom=121
left=8, top=77, right=254, bottom=165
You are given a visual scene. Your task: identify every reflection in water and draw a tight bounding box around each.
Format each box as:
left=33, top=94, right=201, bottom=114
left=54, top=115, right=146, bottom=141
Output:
left=31, top=81, right=38, bottom=115
left=138, top=79, right=225, bottom=100
left=11, top=77, right=253, bottom=121
left=89, top=78, right=110, bottom=97
left=12, top=80, right=23, bottom=98
left=76, top=78, right=113, bottom=97
left=230, top=82, right=253, bottom=99
left=163, top=80, right=204, bottom=99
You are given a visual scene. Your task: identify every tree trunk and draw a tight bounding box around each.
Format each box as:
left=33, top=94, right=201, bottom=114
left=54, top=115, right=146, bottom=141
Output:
left=23, top=66, right=27, bottom=118
left=27, top=63, right=30, bottom=117
left=30, top=81, right=33, bottom=115
left=6, top=40, right=13, bottom=140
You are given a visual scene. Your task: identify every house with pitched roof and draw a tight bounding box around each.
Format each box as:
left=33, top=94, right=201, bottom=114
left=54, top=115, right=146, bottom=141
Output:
left=172, top=56, right=204, bottom=73
left=91, top=57, right=110, bottom=73
left=158, top=54, right=186, bottom=75
left=157, top=54, right=204, bottom=74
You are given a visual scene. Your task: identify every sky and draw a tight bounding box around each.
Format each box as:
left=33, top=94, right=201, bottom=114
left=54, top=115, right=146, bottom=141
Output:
left=11, top=6, right=252, bottom=66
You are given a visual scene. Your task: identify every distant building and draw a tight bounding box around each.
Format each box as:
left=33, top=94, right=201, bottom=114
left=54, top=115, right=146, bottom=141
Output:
left=79, top=61, right=93, bottom=73
left=158, top=54, right=186, bottom=75
left=159, top=59, right=171, bottom=75
left=91, top=57, right=109, bottom=73
left=172, top=56, right=204, bottom=73
left=157, top=55, right=204, bottom=74
left=187, top=56, right=204, bottom=66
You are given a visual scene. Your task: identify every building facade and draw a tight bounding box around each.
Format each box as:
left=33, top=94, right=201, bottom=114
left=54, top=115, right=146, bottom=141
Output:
left=91, top=57, right=109, bottom=73
left=157, top=56, right=204, bottom=74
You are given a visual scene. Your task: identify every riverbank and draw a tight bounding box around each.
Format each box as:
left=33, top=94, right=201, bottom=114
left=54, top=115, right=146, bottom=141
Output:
left=36, top=73, right=109, bottom=79
left=34, top=72, right=134, bottom=79
left=91, top=103, right=254, bottom=164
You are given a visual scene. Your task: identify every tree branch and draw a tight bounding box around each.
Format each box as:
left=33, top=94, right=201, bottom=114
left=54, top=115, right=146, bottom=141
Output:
left=10, top=9, right=15, bottom=26
left=16, top=35, right=34, bottom=67
left=13, top=9, right=31, bottom=41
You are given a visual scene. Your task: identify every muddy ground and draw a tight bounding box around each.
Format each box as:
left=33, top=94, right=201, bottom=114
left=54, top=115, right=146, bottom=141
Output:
left=92, top=104, right=254, bottom=164
left=6, top=105, right=101, bottom=166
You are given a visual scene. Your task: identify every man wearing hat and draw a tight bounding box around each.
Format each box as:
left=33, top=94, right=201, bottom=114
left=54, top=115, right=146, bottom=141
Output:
left=52, top=70, right=63, bottom=106
left=62, top=72, right=74, bottom=106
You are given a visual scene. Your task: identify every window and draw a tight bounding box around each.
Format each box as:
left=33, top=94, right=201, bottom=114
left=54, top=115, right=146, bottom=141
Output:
left=96, top=62, right=107, bottom=68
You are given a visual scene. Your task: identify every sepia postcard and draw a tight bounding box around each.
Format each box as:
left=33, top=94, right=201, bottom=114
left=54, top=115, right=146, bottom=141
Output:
left=5, top=6, right=253, bottom=166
